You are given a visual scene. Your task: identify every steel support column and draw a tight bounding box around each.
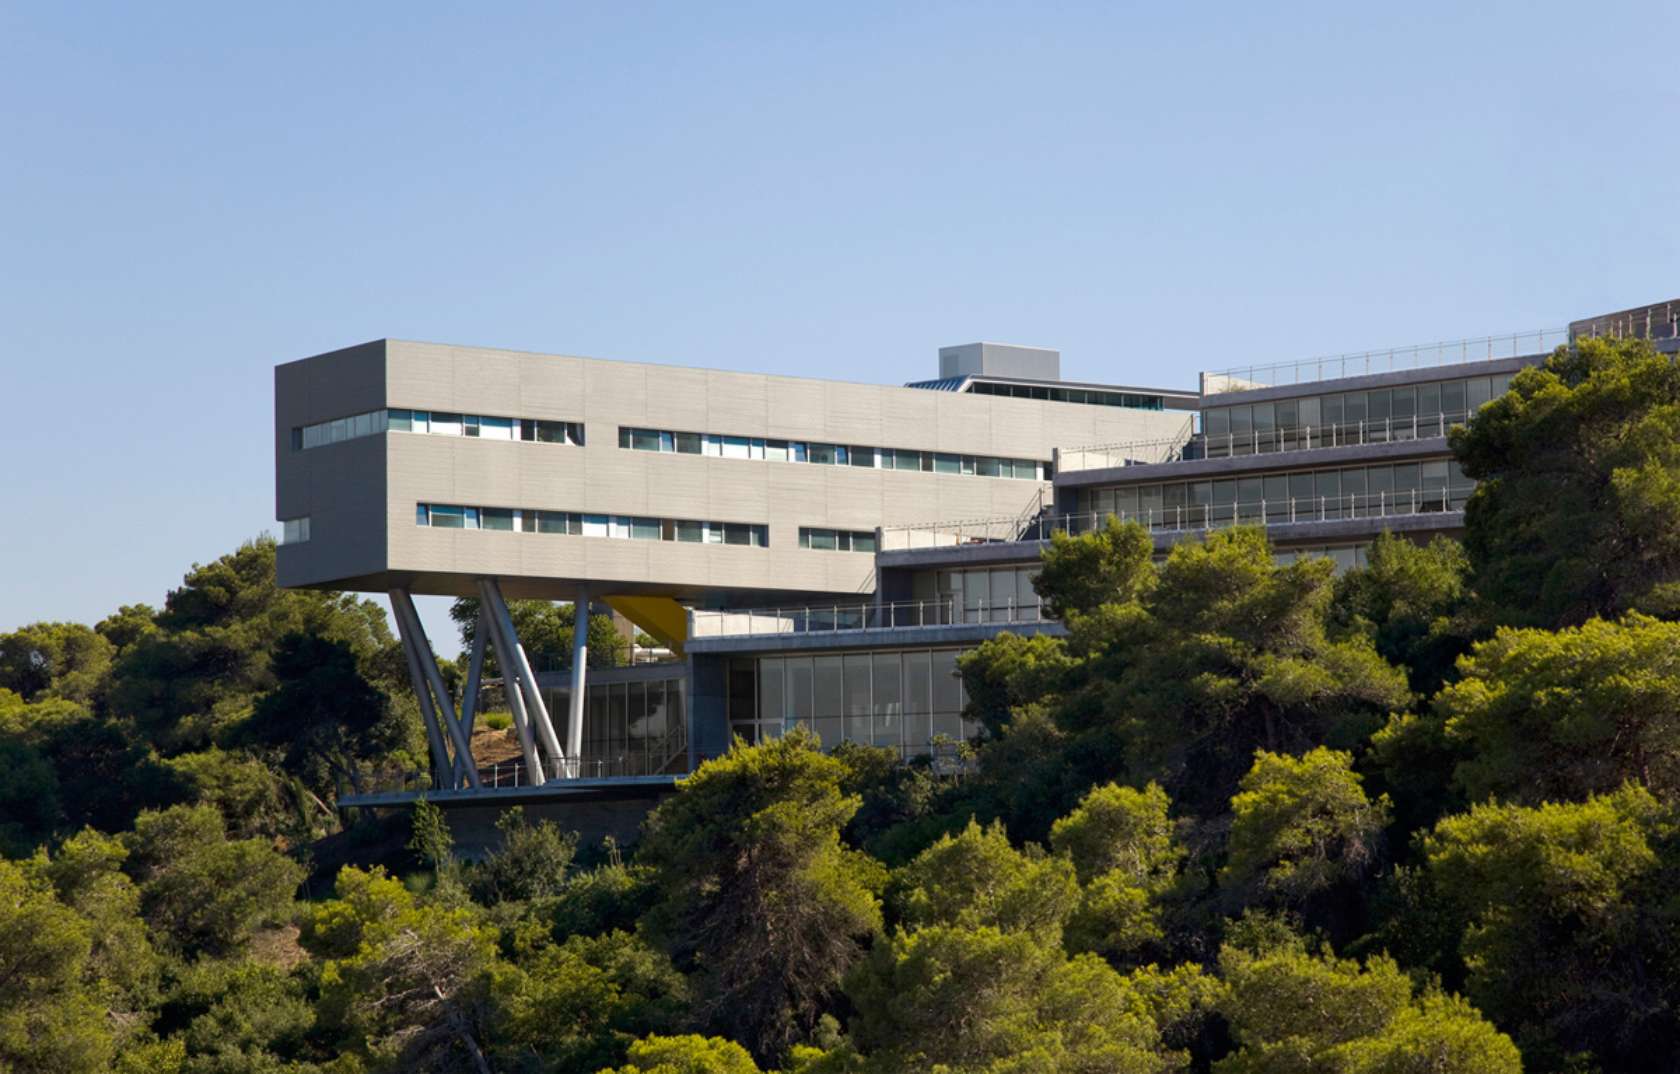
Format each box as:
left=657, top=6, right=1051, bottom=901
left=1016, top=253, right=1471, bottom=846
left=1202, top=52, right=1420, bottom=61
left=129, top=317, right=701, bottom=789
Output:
left=474, top=586, right=546, bottom=782
left=388, top=589, right=454, bottom=788
left=390, top=590, right=480, bottom=789
left=477, top=579, right=569, bottom=782
left=568, top=586, right=589, bottom=774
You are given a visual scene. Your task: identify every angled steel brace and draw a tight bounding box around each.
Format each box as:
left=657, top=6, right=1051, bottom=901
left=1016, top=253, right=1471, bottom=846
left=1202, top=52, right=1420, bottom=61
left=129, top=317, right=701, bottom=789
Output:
left=476, top=579, right=565, bottom=781
left=455, top=612, right=487, bottom=784
left=389, top=589, right=453, bottom=788
left=390, top=590, right=480, bottom=789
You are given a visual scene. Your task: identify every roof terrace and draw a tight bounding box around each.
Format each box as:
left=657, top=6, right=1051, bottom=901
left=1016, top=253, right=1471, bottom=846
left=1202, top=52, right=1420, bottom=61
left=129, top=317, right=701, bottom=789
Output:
left=1199, top=327, right=1566, bottom=396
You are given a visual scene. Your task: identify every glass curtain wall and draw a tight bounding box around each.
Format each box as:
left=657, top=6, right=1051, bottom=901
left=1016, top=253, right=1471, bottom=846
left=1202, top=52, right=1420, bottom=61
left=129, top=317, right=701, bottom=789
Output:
left=1200, top=372, right=1515, bottom=459
left=542, top=677, right=688, bottom=778
left=728, top=649, right=973, bottom=760
left=1073, top=458, right=1471, bottom=531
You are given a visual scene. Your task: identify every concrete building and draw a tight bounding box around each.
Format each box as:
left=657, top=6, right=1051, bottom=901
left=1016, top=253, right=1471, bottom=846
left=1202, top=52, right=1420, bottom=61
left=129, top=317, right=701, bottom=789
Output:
left=274, top=297, right=1675, bottom=822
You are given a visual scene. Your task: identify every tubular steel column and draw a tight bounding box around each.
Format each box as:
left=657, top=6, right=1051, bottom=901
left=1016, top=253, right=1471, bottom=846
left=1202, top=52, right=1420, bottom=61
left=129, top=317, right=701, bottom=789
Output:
left=568, top=586, right=589, bottom=774
left=390, top=591, right=480, bottom=789
left=388, top=589, right=454, bottom=788
left=475, top=585, right=546, bottom=782
left=478, top=579, right=569, bottom=782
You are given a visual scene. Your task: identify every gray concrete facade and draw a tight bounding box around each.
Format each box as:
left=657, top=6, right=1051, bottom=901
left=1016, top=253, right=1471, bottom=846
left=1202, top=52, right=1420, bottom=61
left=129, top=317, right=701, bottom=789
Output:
left=275, top=338, right=1188, bottom=606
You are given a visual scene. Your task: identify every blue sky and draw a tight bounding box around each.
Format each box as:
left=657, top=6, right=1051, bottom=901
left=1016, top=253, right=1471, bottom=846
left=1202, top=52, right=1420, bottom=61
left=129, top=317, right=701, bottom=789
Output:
left=2, top=2, right=1676, bottom=653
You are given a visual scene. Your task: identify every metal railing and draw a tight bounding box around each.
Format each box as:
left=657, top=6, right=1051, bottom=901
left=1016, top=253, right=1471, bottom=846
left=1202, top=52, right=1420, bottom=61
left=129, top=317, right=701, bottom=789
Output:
left=1200, top=328, right=1565, bottom=395
left=479, top=745, right=690, bottom=786
left=881, top=487, right=1471, bottom=550
left=1059, top=409, right=1482, bottom=472
left=690, top=596, right=1050, bottom=639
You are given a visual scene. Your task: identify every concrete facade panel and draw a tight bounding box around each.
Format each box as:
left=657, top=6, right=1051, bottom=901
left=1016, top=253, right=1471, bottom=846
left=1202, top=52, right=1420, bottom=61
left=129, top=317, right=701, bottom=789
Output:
left=277, top=338, right=1189, bottom=602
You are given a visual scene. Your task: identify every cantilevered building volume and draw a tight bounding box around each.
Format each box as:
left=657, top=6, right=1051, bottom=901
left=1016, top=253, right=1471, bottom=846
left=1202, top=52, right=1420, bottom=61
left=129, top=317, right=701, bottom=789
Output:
left=273, top=298, right=1679, bottom=818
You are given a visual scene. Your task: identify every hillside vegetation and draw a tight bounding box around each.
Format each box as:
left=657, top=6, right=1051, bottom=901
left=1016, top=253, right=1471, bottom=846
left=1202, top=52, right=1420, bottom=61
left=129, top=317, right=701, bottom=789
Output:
left=3, top=337, right=1680, bottom=1073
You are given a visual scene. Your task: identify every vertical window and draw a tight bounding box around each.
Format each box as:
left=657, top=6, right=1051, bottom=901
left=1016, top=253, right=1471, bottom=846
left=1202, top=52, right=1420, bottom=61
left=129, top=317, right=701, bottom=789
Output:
left=789, top=658, right=814, bottom=732
left=843, top=654, right=872, bottom=744
left=814, top=656, right=843, bottom=748
left=759, top=658, right=786, bottom=734
left=872, top=652, right=902, bottom=748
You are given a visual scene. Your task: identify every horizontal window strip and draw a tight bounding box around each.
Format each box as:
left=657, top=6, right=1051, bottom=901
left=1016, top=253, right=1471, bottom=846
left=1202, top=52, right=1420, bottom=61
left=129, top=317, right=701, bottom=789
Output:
left=414, top=503, right=768, bottom=547
left=292, top=409, right=583, bottom=451
left=969, top=381, right=1165, bottom=410
left=798, top=527, right=877, bottom=553
left=617, top=426, right=1049, bottom=481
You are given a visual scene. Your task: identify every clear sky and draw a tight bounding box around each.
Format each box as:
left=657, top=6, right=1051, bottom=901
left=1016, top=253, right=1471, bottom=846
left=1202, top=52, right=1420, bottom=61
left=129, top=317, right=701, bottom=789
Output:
left=3, top=2, right=1676, bottom=654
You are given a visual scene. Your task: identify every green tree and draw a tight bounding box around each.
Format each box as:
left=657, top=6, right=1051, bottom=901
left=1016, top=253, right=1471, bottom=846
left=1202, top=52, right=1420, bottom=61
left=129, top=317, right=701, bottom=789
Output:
left=981, top=531, right=1411, bottom=823
left=166, top=959, right=317, bottom=1074
left=0, top=621, right=114, bottom=705
left=637, top=730, right=883, bottom=1061
left=162, top=747, right=295, bottom=840
left=1419, top=785, right=1680, bottom=1070
left=1223, top=748, right=1389, bottom=910
left=0, top=728, right=62, bottom=854
left=408, top=796, right=456, bottom=880
left=303, top=866, right=499, bottom=1073
left=493, top=931, right=689, bottom=1071
left=243, top=631, right=413, bottom=802
left=470, top=806, right=578, bottom=904
left=846, top=925, right=1171, bottom=1073
left=1454, top=335, right=1680, bottom=626
left=108, top=539, right=392, bottom=753
left=598, top=1034, right=765, bottom=1074
left=123, top=804, right=304, bottom=957
left=957, top=632, right=1076, bottom=738
left=831, top=741, right=939, bottom=853
left=449, top=596, right=627, bottom=674
left=891, top=819, right=1079, bottom=940
left=1216, top=936, right=1518, bottom=1074
left=0, top=859, right=114, bottom=1073
left=1034, top=516, right=1157, bottom=619
left=1050, top=782, right=1184, bottom=961
left=24, top=829, right=159, bottom=1021
left=547, top=856, right=659, bottom=940
left=1329, top=532, right=1476, bottom=695
left=94, top=603, right=158, bottom=654
left=1439, top=613, right=1680, bottom=805
left=0, top=688, right=184, bottom=841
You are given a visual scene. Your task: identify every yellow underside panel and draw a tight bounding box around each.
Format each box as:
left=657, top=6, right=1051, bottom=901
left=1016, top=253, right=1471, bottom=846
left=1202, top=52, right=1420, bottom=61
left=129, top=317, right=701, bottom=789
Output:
left=602, top=594, right=688, bottom=658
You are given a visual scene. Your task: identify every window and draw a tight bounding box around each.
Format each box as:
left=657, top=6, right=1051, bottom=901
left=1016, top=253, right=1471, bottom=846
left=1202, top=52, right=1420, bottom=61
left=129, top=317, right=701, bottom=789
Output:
left=482, top=508, right=515, bottom=531
left=281, top=516, right=311, bottom=544
left=799, top=527, right=875, bottom=552
left=609, top=424, right=1043, bottom=480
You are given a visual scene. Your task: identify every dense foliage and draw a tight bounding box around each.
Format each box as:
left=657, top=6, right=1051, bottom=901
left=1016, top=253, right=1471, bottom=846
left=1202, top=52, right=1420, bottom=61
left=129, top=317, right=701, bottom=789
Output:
left=5, top=337, right=1680, bottom=1071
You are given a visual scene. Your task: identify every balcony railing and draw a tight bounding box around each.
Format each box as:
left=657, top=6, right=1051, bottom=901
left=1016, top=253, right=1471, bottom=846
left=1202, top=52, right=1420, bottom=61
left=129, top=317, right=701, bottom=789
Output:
left=1059, top=409, right=1481, bottom=472
left=880, top=486, right=1470, bottom=551
left=1200, top=328, right=1564, bottom=395
left=690, top=597, right=1050, bottom=639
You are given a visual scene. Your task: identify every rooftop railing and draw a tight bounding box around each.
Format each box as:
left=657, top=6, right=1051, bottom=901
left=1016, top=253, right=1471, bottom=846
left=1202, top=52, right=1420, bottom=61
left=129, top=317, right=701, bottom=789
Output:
left=1200, top=328, right=1565, bottom=396
left=689, top=596, right=1050, bottom=640
left=1058, top=408, right=1480, bottom=473
left=880, top=486, right=1470, bottom=551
